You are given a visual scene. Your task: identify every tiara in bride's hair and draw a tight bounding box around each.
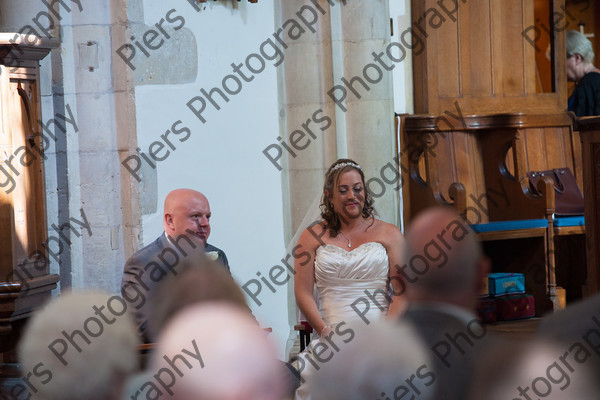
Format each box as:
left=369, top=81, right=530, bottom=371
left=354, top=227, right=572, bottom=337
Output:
left=330, top=161, right=362, bottom=173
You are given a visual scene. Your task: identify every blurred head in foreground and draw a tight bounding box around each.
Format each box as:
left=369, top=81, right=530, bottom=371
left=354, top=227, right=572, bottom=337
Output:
left=310, top=320, right=435, bottom=400
left=19, top=291, right=140, bottom=400
left=148, top=255, right=249, bottom=340
left=151, top=303, right=284, bottom=400
left=402, top=207, right=489, bottom=311
left=469, top=339, right=600, bottom=400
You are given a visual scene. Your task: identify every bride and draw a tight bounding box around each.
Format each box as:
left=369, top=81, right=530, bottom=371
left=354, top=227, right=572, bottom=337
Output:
left=293, top=159, right=404, bottom=398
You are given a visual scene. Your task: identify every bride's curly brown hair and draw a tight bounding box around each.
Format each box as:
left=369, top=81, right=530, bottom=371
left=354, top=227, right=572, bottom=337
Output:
left=320, top=158, right=376, bottom=237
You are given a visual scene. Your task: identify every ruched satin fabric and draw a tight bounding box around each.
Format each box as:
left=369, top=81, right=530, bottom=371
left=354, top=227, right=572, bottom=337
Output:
left=314, top=242, right=390, bottom=326
left=294, top=242, right=389, bottom=400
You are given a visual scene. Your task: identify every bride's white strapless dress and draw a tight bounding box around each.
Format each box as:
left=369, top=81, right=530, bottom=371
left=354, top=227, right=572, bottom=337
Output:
left=294, top=242, right=390, bottom=399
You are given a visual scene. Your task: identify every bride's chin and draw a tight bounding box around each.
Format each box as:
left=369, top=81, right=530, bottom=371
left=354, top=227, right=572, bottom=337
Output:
left=338, top=211, right=362, bottom=220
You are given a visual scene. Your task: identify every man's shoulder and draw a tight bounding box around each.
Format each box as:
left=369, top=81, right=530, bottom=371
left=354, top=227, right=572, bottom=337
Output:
left=403, top=306, right=469, bottom=328
left=578, top=72, right=600, bottom=90
left=125, top=234, right=168, bottom=266
left=205, top=243, right=230, bottom=270
left=538, top=293, right=600, bottom=341
left=584, top=71, right=600, bottom=82
left=401, top=304, right=483, bottom=339
left=205, top=243, right=224, bottom=253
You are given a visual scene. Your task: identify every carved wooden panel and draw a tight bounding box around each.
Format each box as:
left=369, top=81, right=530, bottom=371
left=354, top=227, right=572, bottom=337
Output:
left=403, top=113, right=576, bottom=223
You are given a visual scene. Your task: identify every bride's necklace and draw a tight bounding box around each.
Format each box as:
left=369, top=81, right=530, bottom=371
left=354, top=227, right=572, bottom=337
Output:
left=338, top=220, right=365, bottom=248
left=339, top=230, right=352, bottom=248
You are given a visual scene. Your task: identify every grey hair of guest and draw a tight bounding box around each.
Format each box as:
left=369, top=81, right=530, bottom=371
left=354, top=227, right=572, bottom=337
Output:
left=567, top=30, right=595, bottom=62
left=18, top=291, right=140, bottom=400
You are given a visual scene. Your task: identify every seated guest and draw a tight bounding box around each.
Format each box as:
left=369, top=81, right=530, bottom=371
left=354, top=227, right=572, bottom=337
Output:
left=309, top=320, right=435, bottom=400
left=121, top=188, right=229, bottom=340
left=398, top=207, right=497, bottom=400
left=18, top=291, right=139, bottom=400
left=468, top=340, right=600, bottom=400
left=537, top=292, right=600, bottom=342
left=536, top=293, right=600, bottom=373
left=145, top=304, right=285, bottom=400
left=567, top=29, right=600, bottom=117
left=122, top=257, right=298, bottom=399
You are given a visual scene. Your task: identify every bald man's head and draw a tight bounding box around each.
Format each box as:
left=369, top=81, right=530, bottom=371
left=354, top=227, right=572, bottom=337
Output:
left=152, top=304, right=283, bottom=400
left=402, top=207, right=488, bottom=309
left=163, top=189, right=211, bottom=246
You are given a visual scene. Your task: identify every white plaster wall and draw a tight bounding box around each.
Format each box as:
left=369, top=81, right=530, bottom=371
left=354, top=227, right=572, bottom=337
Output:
left=6, top=0, right=413, bottom=359
left=390, top=0, right=413, bottom=230
left=3, top=0, right=127, bottom=291
left=390, top=0, right=413, bottom=115
left=135, top=0, right=289, bottom=357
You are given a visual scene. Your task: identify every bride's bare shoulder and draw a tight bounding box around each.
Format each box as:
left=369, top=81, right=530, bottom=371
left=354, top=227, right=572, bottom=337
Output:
left=370, top=218, right=402, bottom=236
left=298, top=222, right=329, bottom=248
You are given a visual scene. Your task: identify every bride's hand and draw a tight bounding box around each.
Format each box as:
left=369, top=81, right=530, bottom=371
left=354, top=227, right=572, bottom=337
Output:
left=320, top=325, right=333, bottom=337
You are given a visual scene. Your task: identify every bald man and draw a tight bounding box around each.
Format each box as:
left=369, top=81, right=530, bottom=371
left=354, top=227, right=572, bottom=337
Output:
left=397, top=207, right=497, bottom=400
left=145, top=304, right=285, bottom=400
left=121, top=189, right=229, bottom=341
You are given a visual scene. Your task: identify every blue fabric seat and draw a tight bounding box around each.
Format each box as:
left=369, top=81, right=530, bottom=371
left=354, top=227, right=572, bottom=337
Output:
left=470, top=219, right=548, bottom=233
left=553, top=215, right=585, bottom=228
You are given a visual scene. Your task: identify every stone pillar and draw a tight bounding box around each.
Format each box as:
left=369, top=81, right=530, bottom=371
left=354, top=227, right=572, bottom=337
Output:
left=276, top=0, right=398, bottom=356
left=338, top=1, right=398, bottom=225
left=276, top=0, right=398, bottom=240
left=275, top=0, right=338, bottom=245
left=0, top=0, right=141, bottom=292
left=276, top=0, right=399, bottom=240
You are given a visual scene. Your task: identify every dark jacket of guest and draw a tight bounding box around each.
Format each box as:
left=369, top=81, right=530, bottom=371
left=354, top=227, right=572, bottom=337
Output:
left=569, top=72, right=600, bottom=117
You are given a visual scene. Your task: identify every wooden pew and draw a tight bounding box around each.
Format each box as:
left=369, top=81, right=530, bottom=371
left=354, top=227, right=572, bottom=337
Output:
left=572, top=116, right=600, bottom=297
left=400, top=112, right=585, bottom=314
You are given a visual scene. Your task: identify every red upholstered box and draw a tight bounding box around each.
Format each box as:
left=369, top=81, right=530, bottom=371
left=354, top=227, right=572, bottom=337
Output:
left=495, top=294, right=535, bottom=321
left=477, top=297, right=497, bottom=323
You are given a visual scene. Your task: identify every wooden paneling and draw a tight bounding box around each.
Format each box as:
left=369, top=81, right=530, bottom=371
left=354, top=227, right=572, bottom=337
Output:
left=412, top=0, right=567, bottom=115
left=461, top=0, right=493, bottom=97
left=572, top=117, right=600, bottom=296
left=404, top=0, right=586, bottom=310
left=434, top=6, right=460, bottom=98
left=0, top=36, right=59, bottom=361
left=0, top=66, right=13, bottom=274
left=402, top=113, right=575, bottom=224
left=402, top=113, right=578, bottom=312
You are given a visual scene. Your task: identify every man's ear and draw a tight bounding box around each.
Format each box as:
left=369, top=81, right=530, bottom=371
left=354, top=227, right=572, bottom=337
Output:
left=575, top=53, right=585, bottom=64
left=164, top=213, right=174, bottom=230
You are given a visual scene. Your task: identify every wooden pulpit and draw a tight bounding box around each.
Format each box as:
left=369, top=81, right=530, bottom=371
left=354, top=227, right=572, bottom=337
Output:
left=0, top=34, right=60, bottom=362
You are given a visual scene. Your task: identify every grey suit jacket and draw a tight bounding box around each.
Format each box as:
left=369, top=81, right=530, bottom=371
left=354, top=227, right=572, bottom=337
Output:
left=402, top=306, right=500, bottom=400
left=121, top=233, right=229, bottom=340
